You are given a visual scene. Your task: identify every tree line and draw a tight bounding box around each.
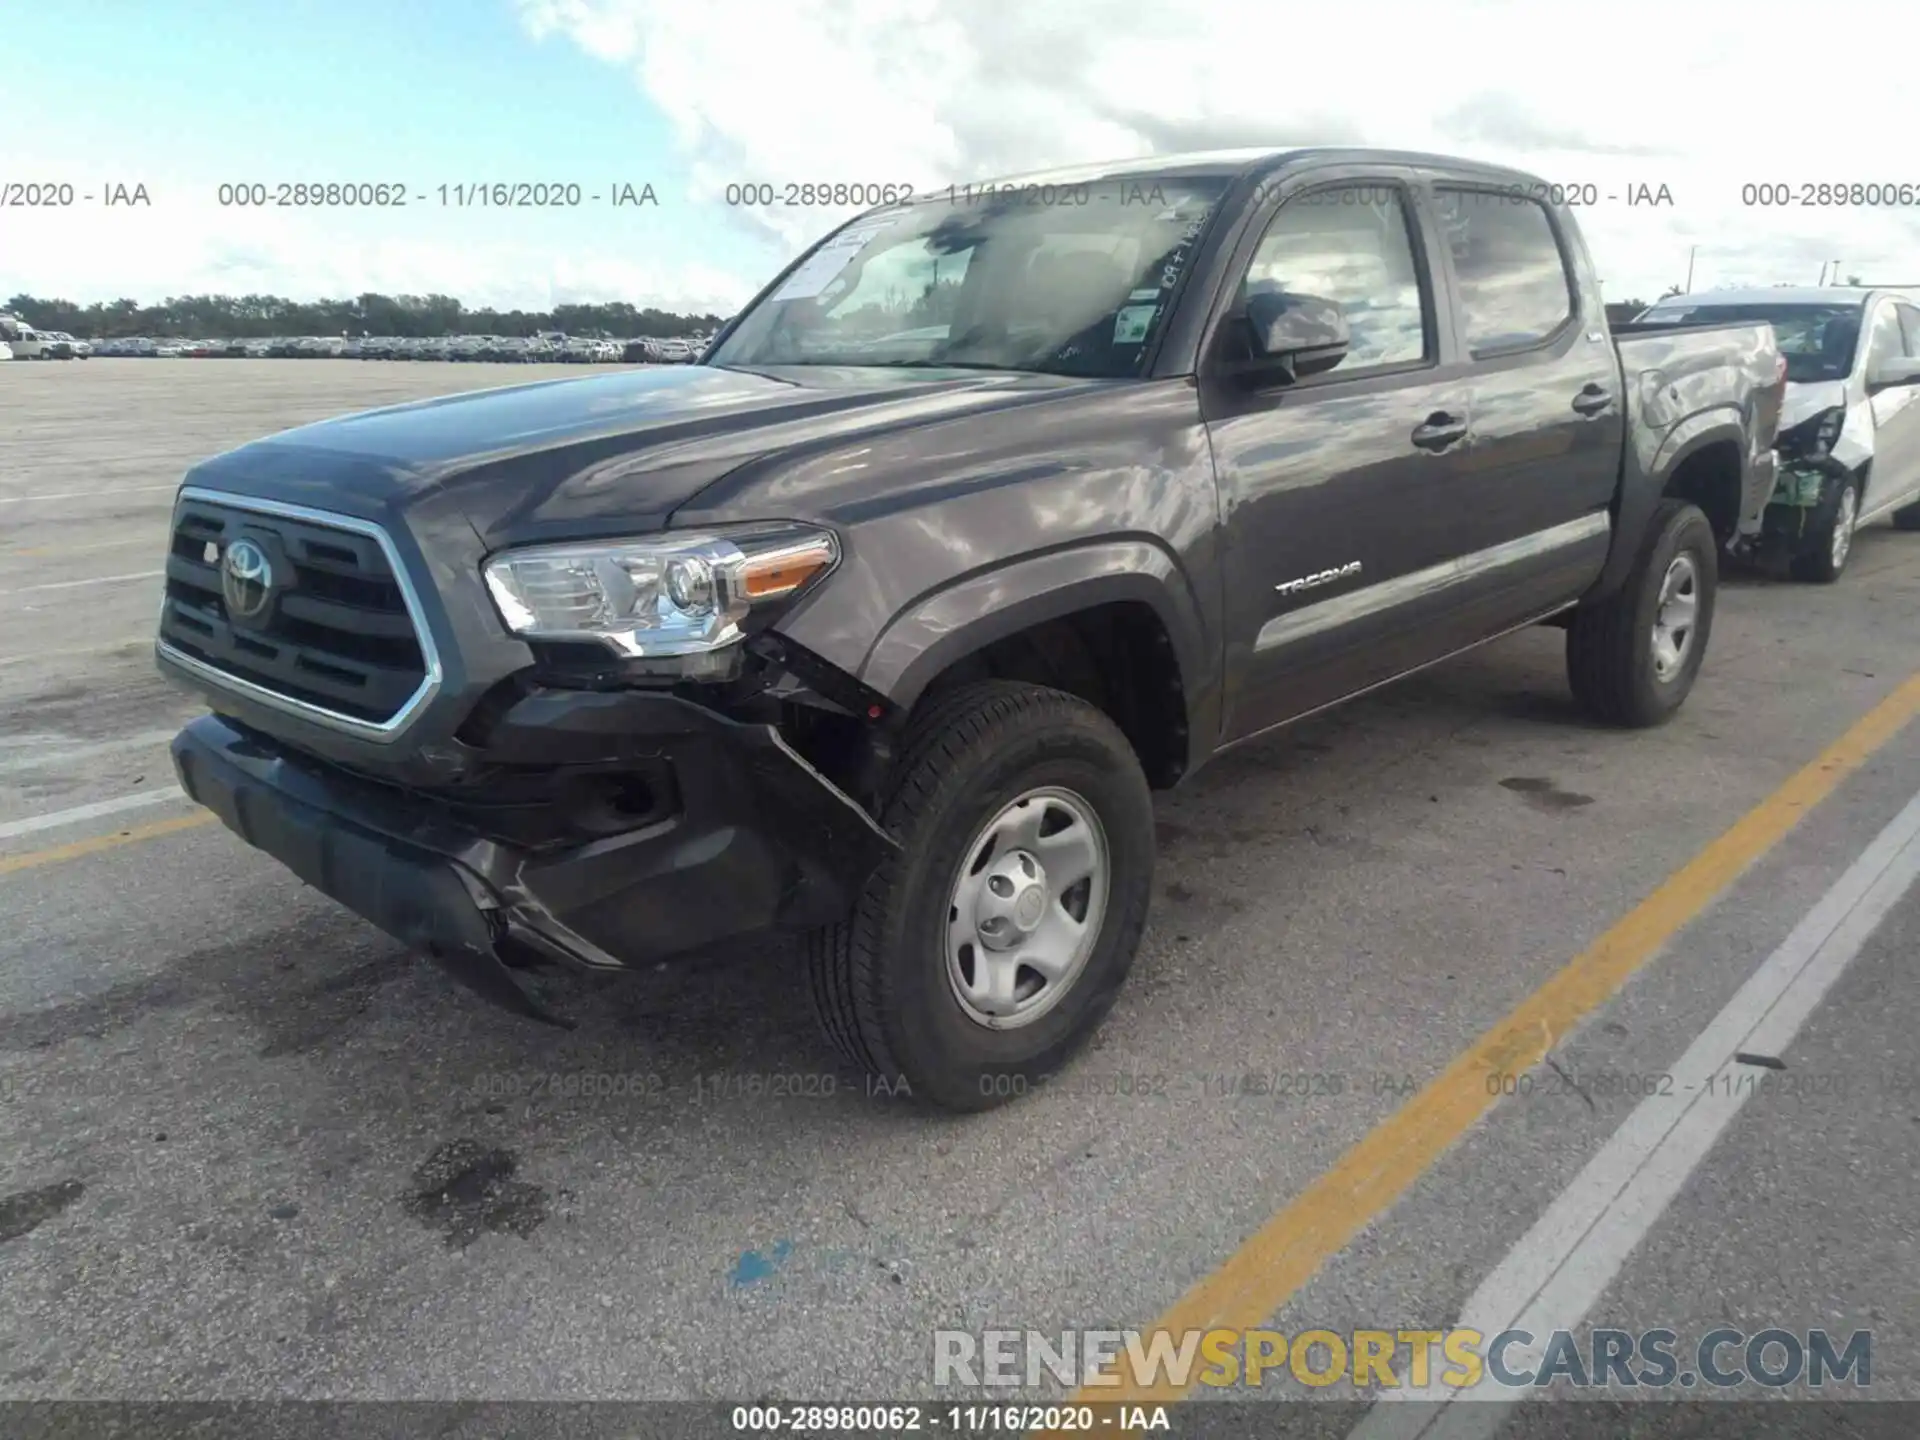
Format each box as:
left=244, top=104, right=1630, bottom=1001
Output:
left=3, top=292, right=727, bottom=340
left=5, top=288, right=1763, bottom=341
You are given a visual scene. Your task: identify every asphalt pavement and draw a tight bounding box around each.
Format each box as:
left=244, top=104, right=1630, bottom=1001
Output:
left=1, top=361, right=1916, bottom=1437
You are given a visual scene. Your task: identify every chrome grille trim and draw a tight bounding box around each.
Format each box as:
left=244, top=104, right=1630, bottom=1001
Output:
left=154, top=486, right=445, bottom=742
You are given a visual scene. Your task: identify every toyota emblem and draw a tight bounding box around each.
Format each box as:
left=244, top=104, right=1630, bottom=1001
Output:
left=221, top=537, right=276, bottom=622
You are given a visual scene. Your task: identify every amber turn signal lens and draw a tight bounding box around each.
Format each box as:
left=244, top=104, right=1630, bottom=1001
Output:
left=741, top=540, right=835, bottom=598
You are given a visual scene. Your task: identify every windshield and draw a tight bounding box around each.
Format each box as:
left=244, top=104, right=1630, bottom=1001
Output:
left=709, top=176, right=1230, bottom=379
left=1639, top=301, right=1865, bottom=383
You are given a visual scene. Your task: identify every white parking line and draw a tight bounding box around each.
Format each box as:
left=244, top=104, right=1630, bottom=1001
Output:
left=0, top=728, right=182, bottom=775
left=0, top=569, right=163, bottom=597
left=0, top=787, right=188, bottom=842
left=1, top=534, right=165, bottom=559
left=0, top=638, right=152, bottom=669
left=1351, top=783, right=1920, bottom=1437
left=0, top=483, right=177, bottom=504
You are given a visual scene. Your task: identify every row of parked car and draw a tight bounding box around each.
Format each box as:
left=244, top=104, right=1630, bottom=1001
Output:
left=0, top=327, right=93, bottom=359
left=6, top=328, right=713, bottom=364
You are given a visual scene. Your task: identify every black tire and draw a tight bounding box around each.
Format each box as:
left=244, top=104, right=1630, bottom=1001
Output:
left=1789, top=472, right=1860, bottom=583
left=1566, top=499, right=1718, bottom=728
left=1892, top=499, right=1920, bottom=532
left=805, top=680, right=1155, bottom=1112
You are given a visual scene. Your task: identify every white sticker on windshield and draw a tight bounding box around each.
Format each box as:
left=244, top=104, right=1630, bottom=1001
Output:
left=1113, top=304, right=1157, bottom=345
left=1128, top=287, right=1160, bottom=302
left=770, top=220, right=896, bottom=302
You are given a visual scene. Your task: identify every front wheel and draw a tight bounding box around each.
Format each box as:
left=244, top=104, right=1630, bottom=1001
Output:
left=806, top=680, right=1155, bottom=1112
left=1566, top=499, right=1718, bottom=728
left=1790, top=473, right=1860, bottom=583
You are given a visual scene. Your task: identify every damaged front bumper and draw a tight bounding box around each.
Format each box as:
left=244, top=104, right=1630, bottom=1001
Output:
left=169, top=691, right=896, bottom=1025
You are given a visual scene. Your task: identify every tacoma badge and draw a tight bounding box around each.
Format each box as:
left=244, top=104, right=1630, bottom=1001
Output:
left=1275, top=560, right=1362, bottom=596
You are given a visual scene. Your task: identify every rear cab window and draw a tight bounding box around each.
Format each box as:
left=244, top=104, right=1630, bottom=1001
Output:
left=1430, top=188, right=1576, bottom=356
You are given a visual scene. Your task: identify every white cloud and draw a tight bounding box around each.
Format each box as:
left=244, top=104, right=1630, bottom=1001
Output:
left=517, top=0, right=1920, bottom=300
left=0, top=180, right=749, bottom=315
left=7, top=1, right=1917, bottom=310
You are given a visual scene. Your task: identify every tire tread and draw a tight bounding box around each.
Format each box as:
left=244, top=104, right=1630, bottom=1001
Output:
left=1567, top=499, right=1716, bottom=728
left=805, top=680, right=1135, bottom=1090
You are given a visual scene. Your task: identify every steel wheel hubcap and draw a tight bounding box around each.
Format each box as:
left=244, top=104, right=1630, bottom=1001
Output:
left=945, top=786, right=1110, bottom=1030
left=1831, top=486, right=1858, bottom=569
left=1650, top=553, right=1699, bottom=681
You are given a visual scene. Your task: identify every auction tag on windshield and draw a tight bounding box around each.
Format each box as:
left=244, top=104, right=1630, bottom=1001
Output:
left=1113, top=304, right=1158, bottom=345
left=770, top=219, right=896, bottom=302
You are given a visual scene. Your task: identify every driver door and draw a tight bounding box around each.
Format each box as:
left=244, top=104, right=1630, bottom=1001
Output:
left=1199, top=172, right=1480, bottom=743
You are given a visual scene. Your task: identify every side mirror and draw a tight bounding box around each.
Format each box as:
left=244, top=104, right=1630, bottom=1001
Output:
left=1244, top=289, right=1351, bottom=381
left=1866, top=356, right=1920, bottom=391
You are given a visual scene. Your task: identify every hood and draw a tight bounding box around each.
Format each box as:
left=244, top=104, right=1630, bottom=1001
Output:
left=186, top=363, right=1091, bottom=547
left=1778, top=379, right=1850, bottom=432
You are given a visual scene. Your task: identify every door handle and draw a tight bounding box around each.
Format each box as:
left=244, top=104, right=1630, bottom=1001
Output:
left=1572, top=385, right=1614, bottom=416
left=1411, top=412, right=1469, bottom=451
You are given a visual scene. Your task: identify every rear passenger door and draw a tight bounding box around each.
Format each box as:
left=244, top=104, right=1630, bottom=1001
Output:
left=1426, top=184, right=1623, bottom=564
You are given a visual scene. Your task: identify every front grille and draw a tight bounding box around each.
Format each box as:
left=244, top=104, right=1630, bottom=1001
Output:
left=159, top=494, right=432, bottom=729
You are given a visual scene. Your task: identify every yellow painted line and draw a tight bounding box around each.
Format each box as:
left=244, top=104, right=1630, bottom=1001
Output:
left=1063, top=669, right=1920, bottom=1412
left=0, top=812, right=214, bottom=877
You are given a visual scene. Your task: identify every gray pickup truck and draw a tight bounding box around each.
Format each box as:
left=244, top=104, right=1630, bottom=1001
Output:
left=157, top=148, right=1785, bottom=1110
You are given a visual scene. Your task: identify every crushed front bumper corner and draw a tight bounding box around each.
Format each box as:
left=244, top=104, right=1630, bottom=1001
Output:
left=169, top=699, right=896, bottom=1025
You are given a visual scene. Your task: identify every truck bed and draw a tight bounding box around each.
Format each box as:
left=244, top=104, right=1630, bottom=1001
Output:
left=1598, top=317, right=1786, bottom=563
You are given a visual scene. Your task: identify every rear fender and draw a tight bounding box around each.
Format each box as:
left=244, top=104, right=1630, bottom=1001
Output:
left=1586, top=408, right=1745, bottom=602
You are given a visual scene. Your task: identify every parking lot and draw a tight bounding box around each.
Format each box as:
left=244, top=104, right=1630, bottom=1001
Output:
left=3, top=362, right=1918, bottom=1427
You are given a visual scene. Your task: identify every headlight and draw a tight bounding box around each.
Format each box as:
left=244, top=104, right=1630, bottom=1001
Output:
left=1777, top=405, right=1845, bottom=461
left=482, top=525, right=838, bottom=657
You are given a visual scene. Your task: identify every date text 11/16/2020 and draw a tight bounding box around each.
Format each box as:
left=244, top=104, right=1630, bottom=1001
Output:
left=211, top=181, right=660, bottom=208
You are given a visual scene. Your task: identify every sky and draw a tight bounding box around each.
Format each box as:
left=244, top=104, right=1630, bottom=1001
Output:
left=3, top=0, right=1918, bottom=316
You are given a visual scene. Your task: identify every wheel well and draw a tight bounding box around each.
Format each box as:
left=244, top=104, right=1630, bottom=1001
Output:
left=915, top=602, right=1190, bottom=788
left=1662, top=440, right=1743, bottom=547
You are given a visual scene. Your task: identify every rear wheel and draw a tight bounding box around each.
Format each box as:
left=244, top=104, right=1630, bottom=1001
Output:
left=806, top=680, right=1155, bottom=1111
left=1566, top=499, right=1717, bottom=728
left=1893, top=498, right=1920, bottom=532
left=1790, top=473, right=1860, bottom=583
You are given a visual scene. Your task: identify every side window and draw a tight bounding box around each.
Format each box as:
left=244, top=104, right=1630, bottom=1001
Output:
left=1892, top=303, right=1920, bottom=359
left=1863, top=303, right=1904, bottom=373
left=1236, top=183, right=1430, bottom=375
left=1431, top=189, right=1575, bottom=355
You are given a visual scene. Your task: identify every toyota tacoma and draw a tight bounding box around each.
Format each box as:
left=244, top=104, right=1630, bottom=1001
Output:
left=158, top=148, right=1786, bottom=1110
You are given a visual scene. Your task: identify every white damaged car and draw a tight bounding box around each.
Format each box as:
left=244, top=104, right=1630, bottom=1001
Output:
left=1636, top=287, right=1920, bottom=581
